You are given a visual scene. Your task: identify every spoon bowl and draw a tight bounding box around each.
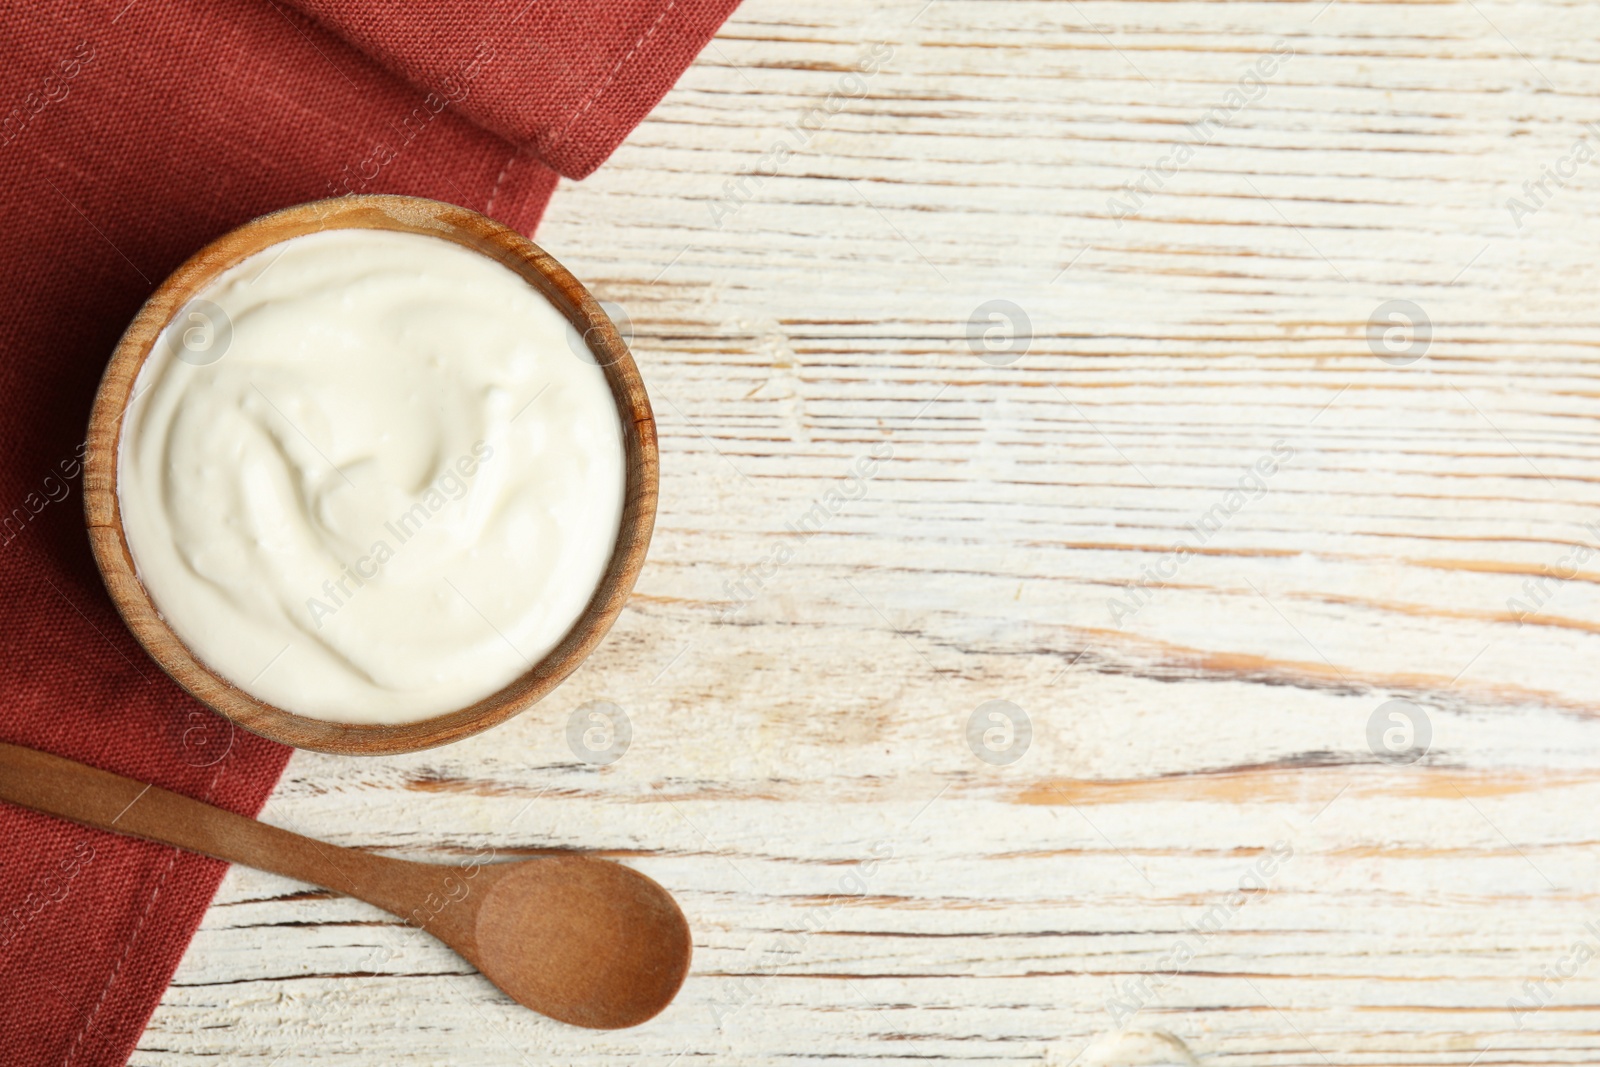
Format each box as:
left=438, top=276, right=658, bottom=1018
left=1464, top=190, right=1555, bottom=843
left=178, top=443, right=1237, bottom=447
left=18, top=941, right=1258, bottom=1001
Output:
left=469, top=857, right=692, bottom=1029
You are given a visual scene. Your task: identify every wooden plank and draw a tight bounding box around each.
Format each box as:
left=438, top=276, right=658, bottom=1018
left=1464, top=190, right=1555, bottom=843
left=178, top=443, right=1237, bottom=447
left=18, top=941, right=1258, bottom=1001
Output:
left=137, top=0, right=1600, bottom=1063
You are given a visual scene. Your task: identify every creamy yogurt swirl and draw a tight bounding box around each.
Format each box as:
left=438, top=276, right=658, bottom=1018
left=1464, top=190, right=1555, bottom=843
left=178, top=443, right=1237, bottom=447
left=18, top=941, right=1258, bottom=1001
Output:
left=118, top=228, right=626, bottom=724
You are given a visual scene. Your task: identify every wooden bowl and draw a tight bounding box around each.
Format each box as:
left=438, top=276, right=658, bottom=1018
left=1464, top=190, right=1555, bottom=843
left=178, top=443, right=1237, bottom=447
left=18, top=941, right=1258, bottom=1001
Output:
left=83, top=195, right=657, bottom=756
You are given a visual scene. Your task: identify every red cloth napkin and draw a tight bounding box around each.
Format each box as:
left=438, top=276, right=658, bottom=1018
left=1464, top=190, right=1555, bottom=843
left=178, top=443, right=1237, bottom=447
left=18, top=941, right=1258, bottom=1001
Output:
left=0, top=0, right=736, bottom=1063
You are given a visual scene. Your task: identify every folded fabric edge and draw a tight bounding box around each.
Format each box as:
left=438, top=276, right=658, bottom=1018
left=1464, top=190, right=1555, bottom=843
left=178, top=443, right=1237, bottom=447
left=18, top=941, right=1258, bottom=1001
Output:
left=533, top=0, right=747, bottom=179
left=274, top=0, right=745, bottom=181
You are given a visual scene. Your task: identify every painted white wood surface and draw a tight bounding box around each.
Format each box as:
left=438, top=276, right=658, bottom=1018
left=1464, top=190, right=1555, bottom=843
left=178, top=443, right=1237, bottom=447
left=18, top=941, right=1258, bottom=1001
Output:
left=137, top=1, right=1600, bottom=1063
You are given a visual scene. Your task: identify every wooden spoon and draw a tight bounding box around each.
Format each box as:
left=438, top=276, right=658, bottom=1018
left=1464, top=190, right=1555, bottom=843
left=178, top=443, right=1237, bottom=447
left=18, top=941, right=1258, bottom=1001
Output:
left=0, top=741, right=691, bottom=1029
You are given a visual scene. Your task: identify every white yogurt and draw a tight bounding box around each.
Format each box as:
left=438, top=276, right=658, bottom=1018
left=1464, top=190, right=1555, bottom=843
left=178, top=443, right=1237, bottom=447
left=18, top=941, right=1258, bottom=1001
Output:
left=118, top=228, right=626, bottom=724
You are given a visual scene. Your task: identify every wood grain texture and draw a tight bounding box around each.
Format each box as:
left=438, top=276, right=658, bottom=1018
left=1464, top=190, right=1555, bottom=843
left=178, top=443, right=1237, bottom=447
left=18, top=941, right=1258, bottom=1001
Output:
left=135, top=0, right=1600, bottom=1063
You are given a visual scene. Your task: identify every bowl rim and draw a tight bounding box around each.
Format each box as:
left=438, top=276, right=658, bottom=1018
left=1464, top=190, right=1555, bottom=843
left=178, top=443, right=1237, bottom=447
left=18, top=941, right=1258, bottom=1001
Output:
left=83, top=194, right=658, bottom=756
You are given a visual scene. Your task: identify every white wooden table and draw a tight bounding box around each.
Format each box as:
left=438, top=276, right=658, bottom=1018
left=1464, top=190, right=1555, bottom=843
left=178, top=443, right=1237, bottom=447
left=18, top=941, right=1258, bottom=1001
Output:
left=137, top=1, right=1600, bottom=1063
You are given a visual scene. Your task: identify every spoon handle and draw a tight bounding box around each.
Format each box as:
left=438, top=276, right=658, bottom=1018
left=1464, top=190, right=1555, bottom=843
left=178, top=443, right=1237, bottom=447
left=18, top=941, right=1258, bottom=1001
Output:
left=0, top=740, right=398, bottom=903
